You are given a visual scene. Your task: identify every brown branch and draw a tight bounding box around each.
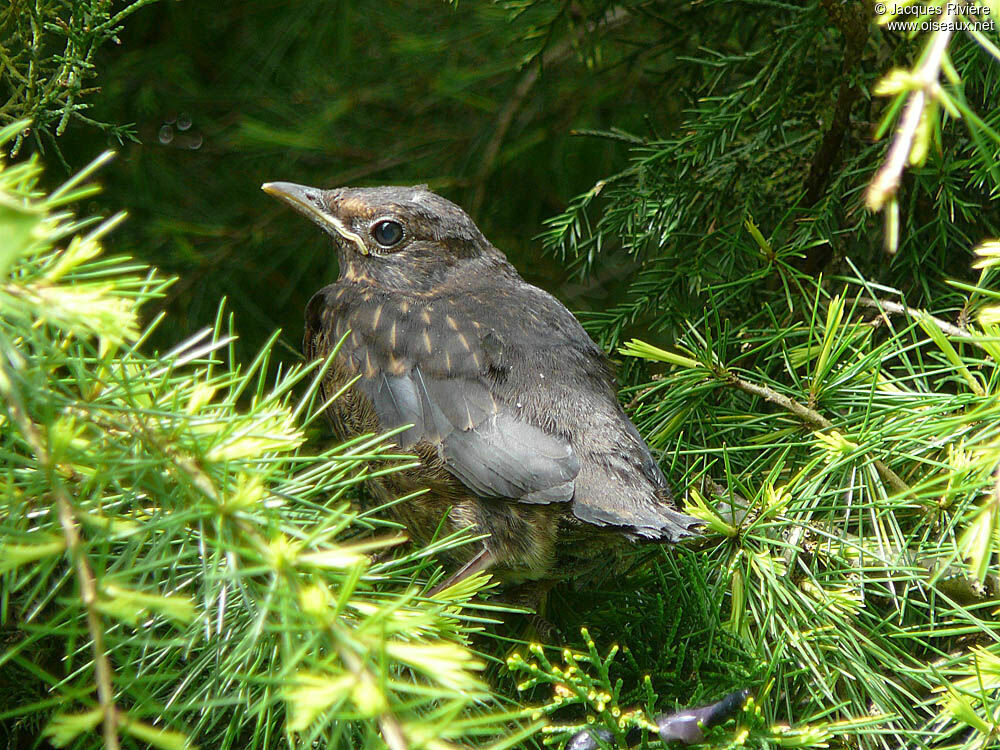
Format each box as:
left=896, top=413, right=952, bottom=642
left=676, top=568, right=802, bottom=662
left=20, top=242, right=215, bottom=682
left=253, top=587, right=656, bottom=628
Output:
left=866, top=7, right=955, bottom=213
left=470, top=64, right=540, bottom=215
left=856, top=295, right=974, bottom=340
left=698, top=476, right=997, bottom=604
left=336, top=643, right=408, bottom=750
left=804, top=79, right=862, bottom=205
left=720, top=368, right=910, bottom=494
left=803, top=0, right=869, bottom=205
left=0, top=356, right=120, bottom=750
left=723, top=369, right=831, bottom=430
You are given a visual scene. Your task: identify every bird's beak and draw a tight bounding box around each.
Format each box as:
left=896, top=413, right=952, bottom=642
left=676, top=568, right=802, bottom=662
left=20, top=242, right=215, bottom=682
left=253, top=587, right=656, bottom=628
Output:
left=262, top=181, right=368, bottom=255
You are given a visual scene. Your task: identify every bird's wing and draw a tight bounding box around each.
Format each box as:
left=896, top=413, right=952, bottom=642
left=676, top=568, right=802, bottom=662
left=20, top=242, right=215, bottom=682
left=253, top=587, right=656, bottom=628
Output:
left=305, top=285, right=579, bottom=504
left=370, top=369, right=579, bottom=503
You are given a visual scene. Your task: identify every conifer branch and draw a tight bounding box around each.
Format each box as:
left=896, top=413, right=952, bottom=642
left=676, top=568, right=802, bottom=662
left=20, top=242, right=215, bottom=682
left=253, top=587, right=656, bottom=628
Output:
left=0, top=353, right=120, bottom=750
left=720, top=367, right=910, bottom=494
left=856, top=295, right=974, bottom=341
left=866, top=6, right=956, bottom=213
left=337, top=644, right=409, bottom=750
left=804, top=0, right=868, bottom=205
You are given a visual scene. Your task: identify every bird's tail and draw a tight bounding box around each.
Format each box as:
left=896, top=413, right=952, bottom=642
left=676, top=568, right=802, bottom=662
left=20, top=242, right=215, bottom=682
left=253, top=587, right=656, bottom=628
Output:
left=626, top=491, right=703, bottom=542
left=654, top=501, right=704, bottom=542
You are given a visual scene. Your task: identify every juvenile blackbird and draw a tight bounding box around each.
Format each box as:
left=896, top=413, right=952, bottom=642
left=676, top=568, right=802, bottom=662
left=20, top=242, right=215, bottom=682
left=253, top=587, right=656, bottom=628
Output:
left=263, top=182, right=701, bottom=589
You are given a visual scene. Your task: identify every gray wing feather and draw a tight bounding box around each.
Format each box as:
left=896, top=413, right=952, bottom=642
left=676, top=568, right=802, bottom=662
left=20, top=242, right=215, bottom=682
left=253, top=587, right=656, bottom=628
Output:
left=422, top=375, right=494, bottom=431
left=374, top=373, right=444, bottom=448
left=441, top=412, right=579, bottom=504
left=362, top=366, right=578, bottom=504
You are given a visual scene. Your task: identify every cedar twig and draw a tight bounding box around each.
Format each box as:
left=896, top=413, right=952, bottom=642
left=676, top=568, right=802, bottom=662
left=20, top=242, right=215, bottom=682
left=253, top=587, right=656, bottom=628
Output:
left=698, top=476, right=998, bottom=604
left=337, top=642, right=408, bottom=750
left=0, top=350, right=120, bottom=750
left=719, top=368, right=911, bottom=494
left=856, top=295, right=973, bottom=340
left=866, top=7, right=955, bottom=212
left=804, top=0, right=869, bottom=205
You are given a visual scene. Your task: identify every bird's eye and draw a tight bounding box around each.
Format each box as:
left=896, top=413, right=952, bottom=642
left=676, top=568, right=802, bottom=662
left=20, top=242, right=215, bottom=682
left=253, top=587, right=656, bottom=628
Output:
left=371, top=219, right=404, bottom=248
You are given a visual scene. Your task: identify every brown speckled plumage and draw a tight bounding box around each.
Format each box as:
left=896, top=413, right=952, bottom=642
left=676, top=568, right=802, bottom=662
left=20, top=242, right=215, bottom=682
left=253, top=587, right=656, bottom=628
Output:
left=264, top=181, right=701, bottom=585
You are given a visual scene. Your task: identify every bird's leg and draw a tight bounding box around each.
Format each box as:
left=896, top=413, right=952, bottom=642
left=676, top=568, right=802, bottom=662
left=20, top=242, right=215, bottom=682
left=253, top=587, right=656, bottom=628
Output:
left=499, top=578, right=561, bottom=642
left=429, top=547, right=495, bottom=596
left=507, top=577, right=557, bottom=614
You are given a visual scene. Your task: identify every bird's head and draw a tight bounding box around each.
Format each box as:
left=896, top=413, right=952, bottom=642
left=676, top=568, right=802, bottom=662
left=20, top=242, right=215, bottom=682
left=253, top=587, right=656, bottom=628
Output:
left=262, top=182, right=500, bottom=290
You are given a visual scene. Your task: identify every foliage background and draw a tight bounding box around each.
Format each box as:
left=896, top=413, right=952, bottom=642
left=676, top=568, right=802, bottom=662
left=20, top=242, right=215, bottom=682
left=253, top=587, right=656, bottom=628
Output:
left=3, top=0, right=1000, bottom=749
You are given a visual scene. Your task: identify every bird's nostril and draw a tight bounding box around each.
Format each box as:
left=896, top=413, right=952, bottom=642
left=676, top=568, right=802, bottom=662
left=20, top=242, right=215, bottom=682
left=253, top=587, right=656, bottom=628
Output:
left=305, top=191, right=318, bottom=202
